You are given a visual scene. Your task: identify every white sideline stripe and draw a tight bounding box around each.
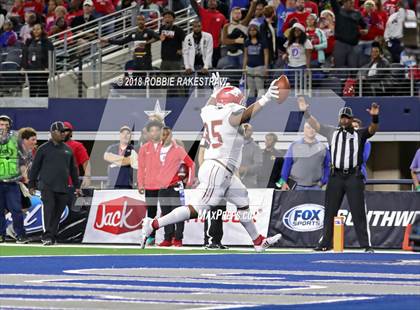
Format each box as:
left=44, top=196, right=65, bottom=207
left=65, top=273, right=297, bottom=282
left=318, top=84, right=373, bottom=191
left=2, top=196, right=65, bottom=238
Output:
left=0, top=296, right=376, bottom=308
left=190, top=305, right=256, bottom=310
left=298, top=297, right=376, bottom=305
left=23, top=276, right=328, bottom=293
left=0, top=296, right=258, bottom=307
left=307, top=280, right=420, bottom=286
left=0, top=306, right=80, bottom=310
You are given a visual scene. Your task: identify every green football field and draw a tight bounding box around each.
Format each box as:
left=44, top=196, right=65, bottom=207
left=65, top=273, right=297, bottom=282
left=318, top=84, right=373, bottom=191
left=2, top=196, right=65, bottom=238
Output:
left=0, top=244, right=306, bottom=256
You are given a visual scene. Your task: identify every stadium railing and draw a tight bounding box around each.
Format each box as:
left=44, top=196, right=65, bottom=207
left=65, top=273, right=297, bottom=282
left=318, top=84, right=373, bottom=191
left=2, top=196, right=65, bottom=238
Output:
left=1, top=67, right=417, bottom=98
left=45, top=4, right=198, bottom=97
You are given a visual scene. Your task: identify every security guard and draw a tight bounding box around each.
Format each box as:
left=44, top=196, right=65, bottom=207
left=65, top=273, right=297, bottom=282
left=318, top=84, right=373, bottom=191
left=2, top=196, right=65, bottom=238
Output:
left=0, top=115, right=29, bottom=244
left=297, top=98, right=379, bottom=253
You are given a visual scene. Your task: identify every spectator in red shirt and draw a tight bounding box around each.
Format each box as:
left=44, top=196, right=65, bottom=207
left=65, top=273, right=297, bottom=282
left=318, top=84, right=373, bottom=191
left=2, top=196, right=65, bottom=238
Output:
left=93, top=0, right=115, bottom=17
left=358, top=0, right=385, bottom=66
left=63, top=122, right=90, bottom=187
left=373, top=0, right=389, bottom=23
left=156, top=126, right=195, bottom=247
left=306, top=13, right=327, bottom=67
left=45, top=0, right=58, bottom=26
left=63, top=121, right=90, bottom=209
left=66, top=0, right=83, bottom=25
left=137, top=120, right=164, bottom=246
left=10, top=0, right=25, bottom=22
left=190, top=0, right=228, bottom=68
left=361, top=0, right=386, bottom=40
left=304, top=0, right=319, bottom=15
left=56, top=0, right=69, bottom=9
left=23, top=0, right=45, bottom=16
left=319, top=9, right=335, bottom=57
left=46, top=5, right=67, bottom=33
left=282, top=0, right=310, bottom=33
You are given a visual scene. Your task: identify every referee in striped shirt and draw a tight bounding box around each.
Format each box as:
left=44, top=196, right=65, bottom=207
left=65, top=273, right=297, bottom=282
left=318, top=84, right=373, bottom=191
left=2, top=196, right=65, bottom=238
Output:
left=298, top=97, right=379, bottom=253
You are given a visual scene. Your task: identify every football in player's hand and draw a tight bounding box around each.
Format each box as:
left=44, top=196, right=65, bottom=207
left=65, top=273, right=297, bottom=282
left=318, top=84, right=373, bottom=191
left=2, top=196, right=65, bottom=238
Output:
left=274, top=75, right=290, bottom=104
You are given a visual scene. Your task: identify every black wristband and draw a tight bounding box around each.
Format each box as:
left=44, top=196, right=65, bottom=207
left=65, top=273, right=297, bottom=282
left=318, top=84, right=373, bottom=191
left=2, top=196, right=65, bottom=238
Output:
left=304, top=110, right=311, bottom=119
left=372, top=115, right=379, bottom=124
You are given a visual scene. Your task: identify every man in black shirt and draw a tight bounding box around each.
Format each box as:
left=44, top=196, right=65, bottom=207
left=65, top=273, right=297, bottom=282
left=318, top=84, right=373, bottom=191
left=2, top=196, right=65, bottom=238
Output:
left=100, top=15, right=160, bottom=70
left=29, top=121, right=80, bottom=246
left=331, top=0, right=368, bottom=69
left=159, top=10, right=185, bottom=71
left=258, top=133, right=284, bottom=188
left=298, top=97, right=379, bottom=253
left=71, top=0, right=96, bottom=31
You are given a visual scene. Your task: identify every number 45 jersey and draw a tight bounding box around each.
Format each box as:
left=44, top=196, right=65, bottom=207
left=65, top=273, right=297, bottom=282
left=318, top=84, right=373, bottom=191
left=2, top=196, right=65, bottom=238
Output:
left=200, top=103, right=245, bottom=172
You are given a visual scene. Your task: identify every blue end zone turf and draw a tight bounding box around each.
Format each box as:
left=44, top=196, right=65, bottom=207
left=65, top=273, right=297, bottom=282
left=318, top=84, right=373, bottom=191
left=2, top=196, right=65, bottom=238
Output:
left=1, top=253, right=419, bottom=309
left=1, top=253, right=419, bottom=275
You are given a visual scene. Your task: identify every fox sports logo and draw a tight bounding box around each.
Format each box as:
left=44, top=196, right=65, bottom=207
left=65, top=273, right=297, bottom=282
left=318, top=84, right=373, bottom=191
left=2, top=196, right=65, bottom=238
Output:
left=283, top=204, right=325, bottom=232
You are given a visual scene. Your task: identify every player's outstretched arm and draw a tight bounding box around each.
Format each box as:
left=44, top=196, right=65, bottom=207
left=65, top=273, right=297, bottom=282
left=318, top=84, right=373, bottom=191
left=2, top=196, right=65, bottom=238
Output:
left=297, top=96, right=321, bottom=132
left=229, top=80, right=279, bottom=126
left=366, top=102, right=380, bottom=135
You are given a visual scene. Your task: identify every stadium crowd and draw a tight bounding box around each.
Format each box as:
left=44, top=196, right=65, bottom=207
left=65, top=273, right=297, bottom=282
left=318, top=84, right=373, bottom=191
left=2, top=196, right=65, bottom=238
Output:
left=0, top=0, right=419, bottom=96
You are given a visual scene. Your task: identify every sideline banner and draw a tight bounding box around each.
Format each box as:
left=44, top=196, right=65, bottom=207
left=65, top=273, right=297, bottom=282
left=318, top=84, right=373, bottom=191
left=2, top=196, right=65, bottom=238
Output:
left=268, top=191, right=420, bottom=248
left=175, top=189, right=273, bottom=246
left=82, top=190, right=147, bottom=243
left=83, top=189, right=273, bottom=245
left=6, top=194, right=88, bottom=243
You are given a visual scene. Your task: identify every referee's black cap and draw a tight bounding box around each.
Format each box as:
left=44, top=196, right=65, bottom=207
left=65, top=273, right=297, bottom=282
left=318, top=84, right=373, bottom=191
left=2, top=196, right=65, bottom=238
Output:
left=339, top=107, right=354, bottom=118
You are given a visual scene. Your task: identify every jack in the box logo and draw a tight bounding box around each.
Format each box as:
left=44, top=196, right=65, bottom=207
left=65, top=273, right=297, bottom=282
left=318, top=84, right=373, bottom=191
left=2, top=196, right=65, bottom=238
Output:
left=94, top=196, right=147, bottom=235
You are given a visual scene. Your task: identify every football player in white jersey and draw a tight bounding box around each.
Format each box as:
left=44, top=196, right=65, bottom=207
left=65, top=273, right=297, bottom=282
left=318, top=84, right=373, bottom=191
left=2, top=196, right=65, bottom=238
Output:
left=140, top=75, right=283, bottom=252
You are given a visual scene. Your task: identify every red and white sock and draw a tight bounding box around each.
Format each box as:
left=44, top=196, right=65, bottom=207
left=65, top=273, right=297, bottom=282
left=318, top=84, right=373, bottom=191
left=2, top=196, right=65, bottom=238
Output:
left=253, top=235, right=265, bottom=246
left=152, top=219, right=159, bottom=230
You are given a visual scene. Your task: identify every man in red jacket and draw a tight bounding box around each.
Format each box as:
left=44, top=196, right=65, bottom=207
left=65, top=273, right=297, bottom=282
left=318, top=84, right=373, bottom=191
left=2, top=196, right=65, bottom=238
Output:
left=282, top=0, right=310, bottom=33
left=155, top=126, right=195, bottom=247
left=63, top=121, right=90, bottom=209
left=137, top=120, right=163, bottom=246
left=138, top=121, right=195, bottom=246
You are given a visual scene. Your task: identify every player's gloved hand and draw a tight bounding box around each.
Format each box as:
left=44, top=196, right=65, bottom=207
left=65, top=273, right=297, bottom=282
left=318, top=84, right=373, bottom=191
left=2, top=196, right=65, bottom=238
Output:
left=260, top=79, right=280, bottom=105
left=416, top=185, right=420, bottom=192
left=210, top=72, right=230, bottom=99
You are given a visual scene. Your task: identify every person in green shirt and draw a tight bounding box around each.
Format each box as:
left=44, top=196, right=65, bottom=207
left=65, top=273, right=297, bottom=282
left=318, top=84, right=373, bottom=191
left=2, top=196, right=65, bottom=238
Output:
left=0, top=115, right=29, bottom=244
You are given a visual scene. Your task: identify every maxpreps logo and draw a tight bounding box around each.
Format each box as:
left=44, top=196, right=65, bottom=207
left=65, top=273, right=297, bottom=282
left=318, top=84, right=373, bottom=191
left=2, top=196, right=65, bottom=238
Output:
left=94, top=196, right=147, bottom=235
left=283, top=204, right=324, bottom=232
